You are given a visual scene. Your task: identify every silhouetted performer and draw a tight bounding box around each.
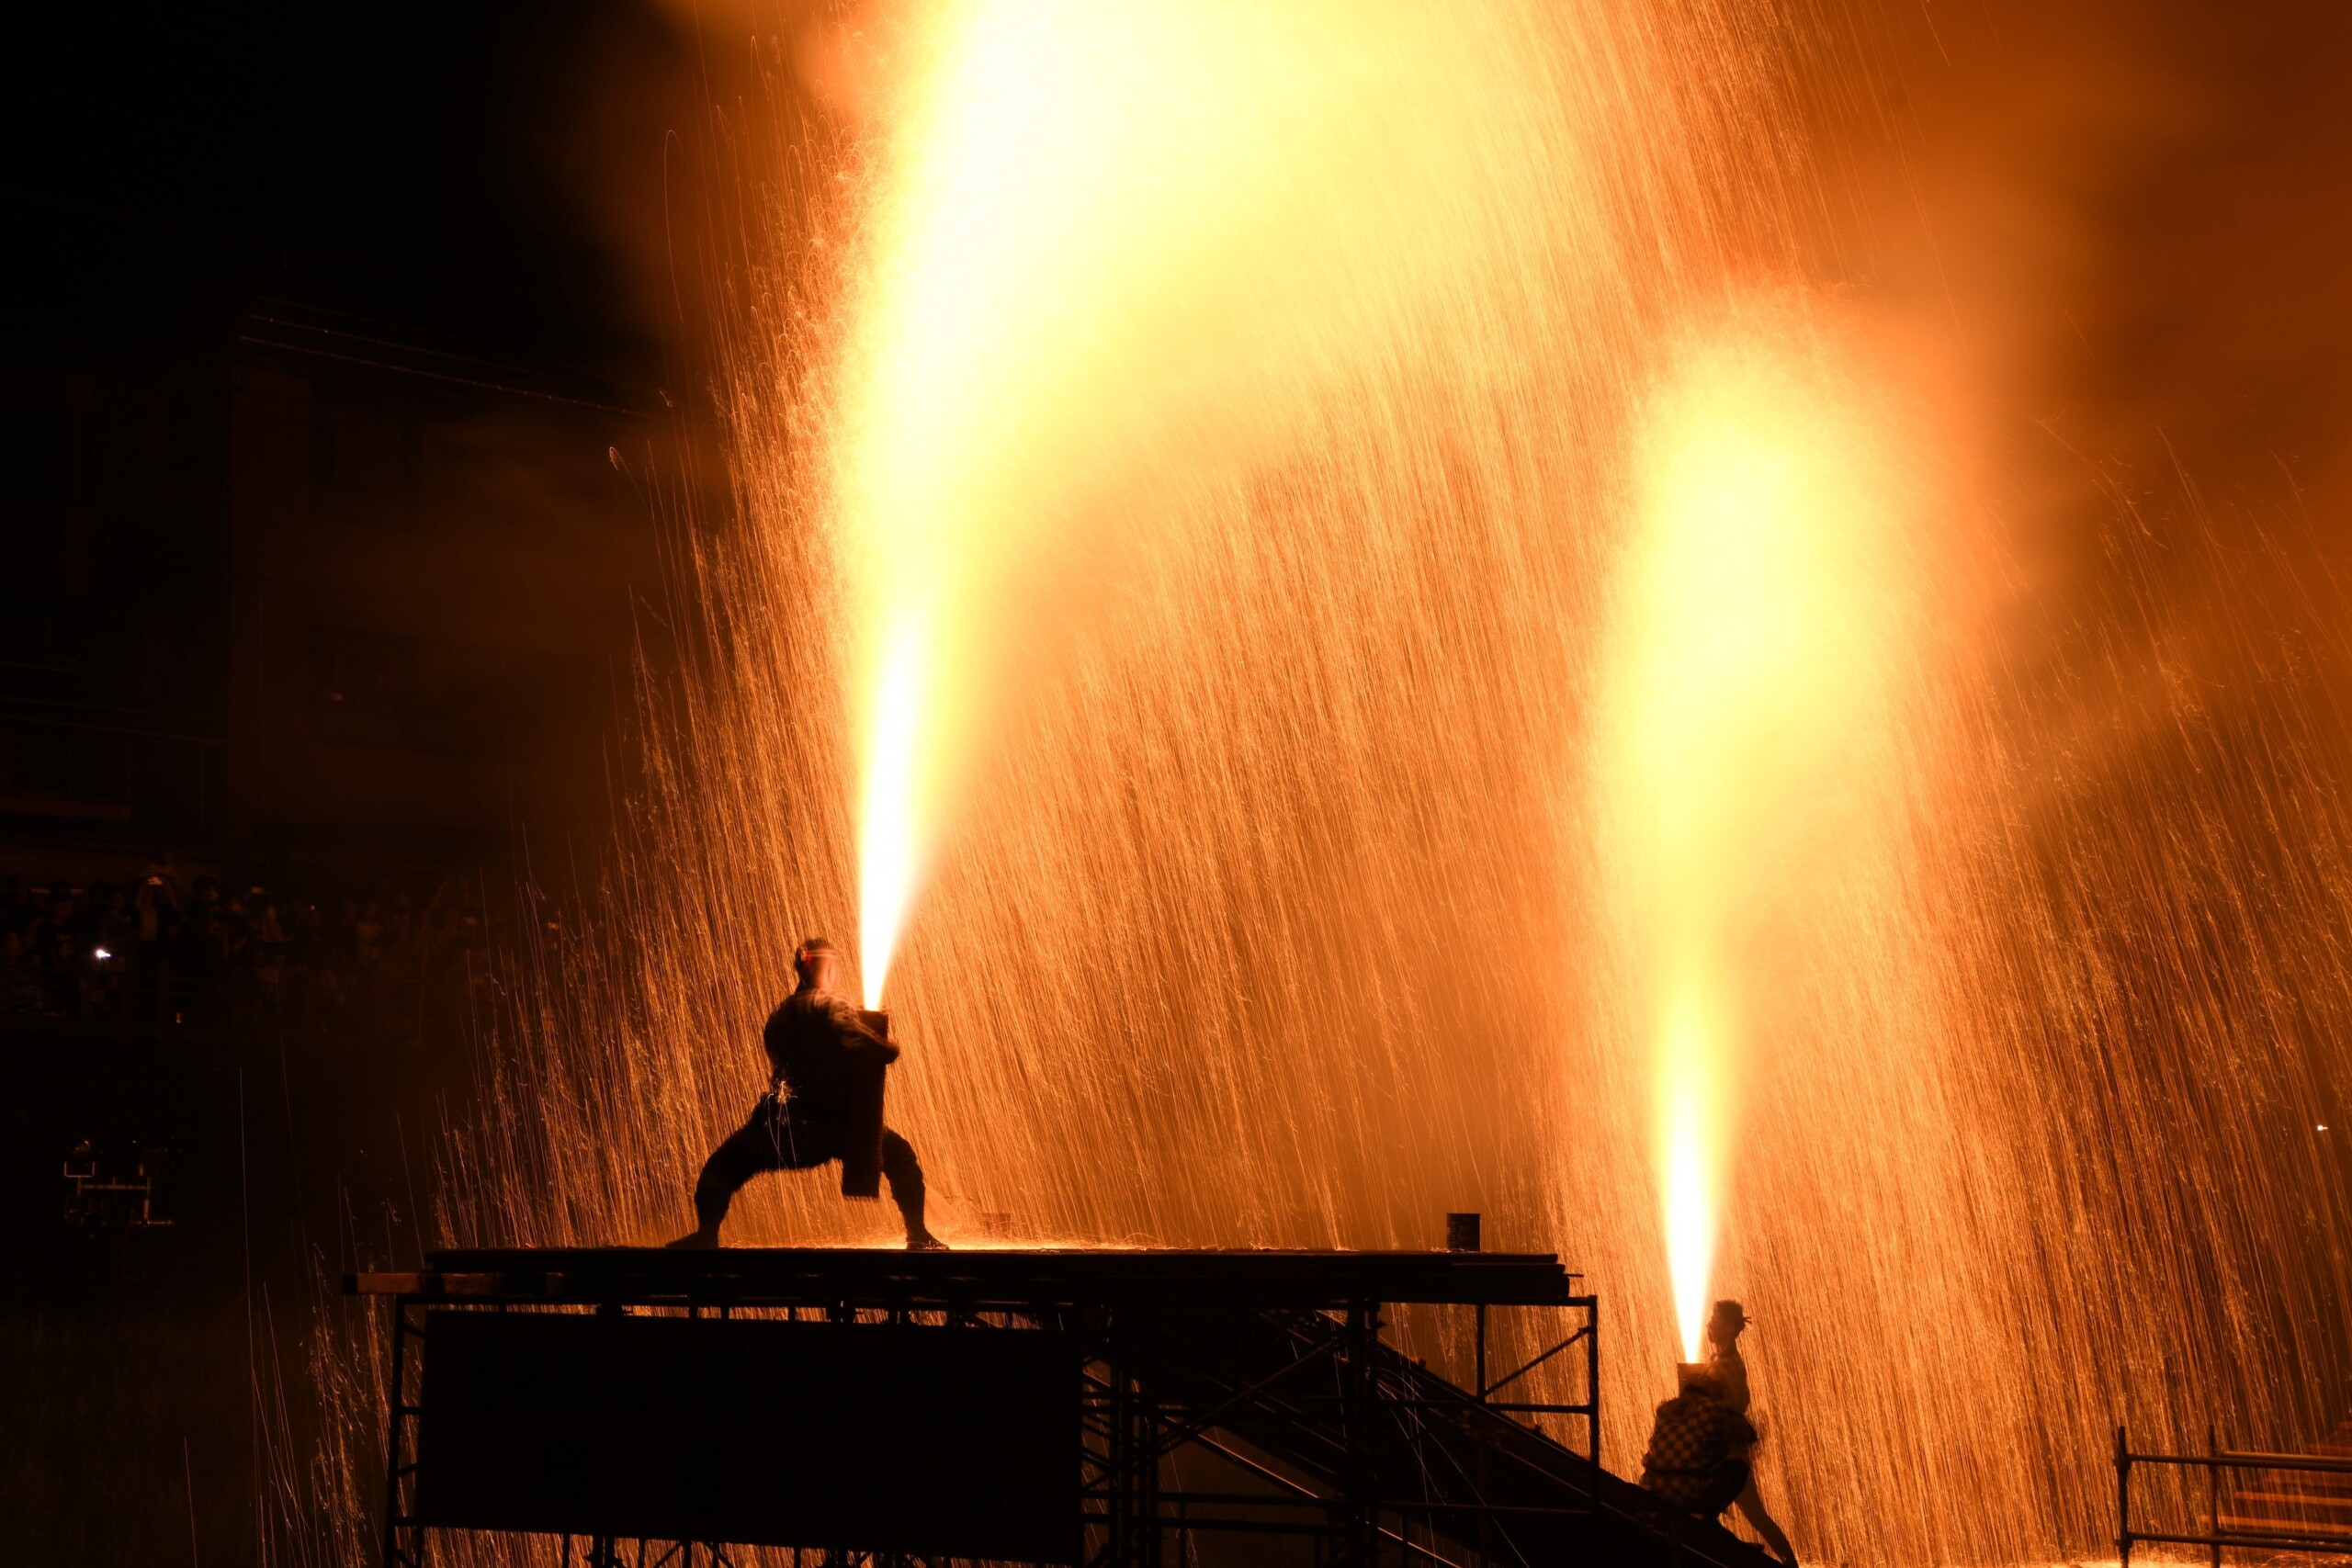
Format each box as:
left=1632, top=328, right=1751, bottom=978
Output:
left=1705, top=1299, right=1797, bottom=1562
left=1640, top=1366, right=1758, bottom=1528
left=669, top=937, right=943, bottom=1251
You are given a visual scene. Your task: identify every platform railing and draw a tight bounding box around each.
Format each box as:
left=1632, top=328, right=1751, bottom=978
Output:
left=1474, top=1295, right=1600, bottom=1461
left=2115, top=1424, right=2352, bottom=1568
left=1080, top=1294, right=1606, bottom=1568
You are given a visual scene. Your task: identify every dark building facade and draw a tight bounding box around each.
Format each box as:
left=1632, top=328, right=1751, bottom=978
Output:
left=1, top=345, right=230, bottom=864
left=0, top=285, right=679, bottom=1564
left=1, top=295, right=663, bottom=894
left=1, top=6, right=694, bottom=1558
left=228, top=302, right=657, bottom=880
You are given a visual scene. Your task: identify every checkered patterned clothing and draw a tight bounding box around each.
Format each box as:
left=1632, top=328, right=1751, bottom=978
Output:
left=1640, top=1392, right=1755, bottom=1517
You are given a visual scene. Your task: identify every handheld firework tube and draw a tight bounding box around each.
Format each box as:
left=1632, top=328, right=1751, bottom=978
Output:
left=839, top=1010, right=892, bottom=1199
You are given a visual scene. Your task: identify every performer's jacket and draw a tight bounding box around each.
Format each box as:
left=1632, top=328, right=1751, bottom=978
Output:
left=763, top=987, right=898, bottom=1115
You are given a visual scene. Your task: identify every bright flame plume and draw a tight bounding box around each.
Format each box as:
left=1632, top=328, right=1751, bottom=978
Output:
left=1600, top=304, right=1921, bottom=1367
left=1658, top=993, right=1723, bottom=1361
left=824, top=0, right=1622, bottom=1005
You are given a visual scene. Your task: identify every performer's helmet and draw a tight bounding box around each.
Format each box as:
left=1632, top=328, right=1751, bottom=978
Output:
left=794, top=937, right=841, bottom=977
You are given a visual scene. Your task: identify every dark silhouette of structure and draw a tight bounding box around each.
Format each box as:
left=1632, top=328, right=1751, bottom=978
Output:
left=2118, top=1422, right=2352, bottom=1565
left=352, top=1246, right=1781, bottom=1568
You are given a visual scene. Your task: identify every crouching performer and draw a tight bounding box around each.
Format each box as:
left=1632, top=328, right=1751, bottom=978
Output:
left=1639, top=1339, right=1795, bottom=1562
left=669, top=937, right=944, bottom=1251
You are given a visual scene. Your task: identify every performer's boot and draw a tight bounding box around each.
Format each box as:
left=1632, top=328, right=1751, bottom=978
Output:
left=883, top=1132, right=944, bottom=1250
left=900, top=1189, right=945, bottom=1252
left=666, top=1184, right=729, bottom=1249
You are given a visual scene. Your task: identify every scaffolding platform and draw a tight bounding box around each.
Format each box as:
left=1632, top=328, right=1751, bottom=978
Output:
left=353, top=1244, right=1582, bottom=1311
left=349, top=1247, right=1777, bottom=1568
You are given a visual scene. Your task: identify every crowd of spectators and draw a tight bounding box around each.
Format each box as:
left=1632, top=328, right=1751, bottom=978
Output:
left=0, top=856, right=503, bottom=1047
